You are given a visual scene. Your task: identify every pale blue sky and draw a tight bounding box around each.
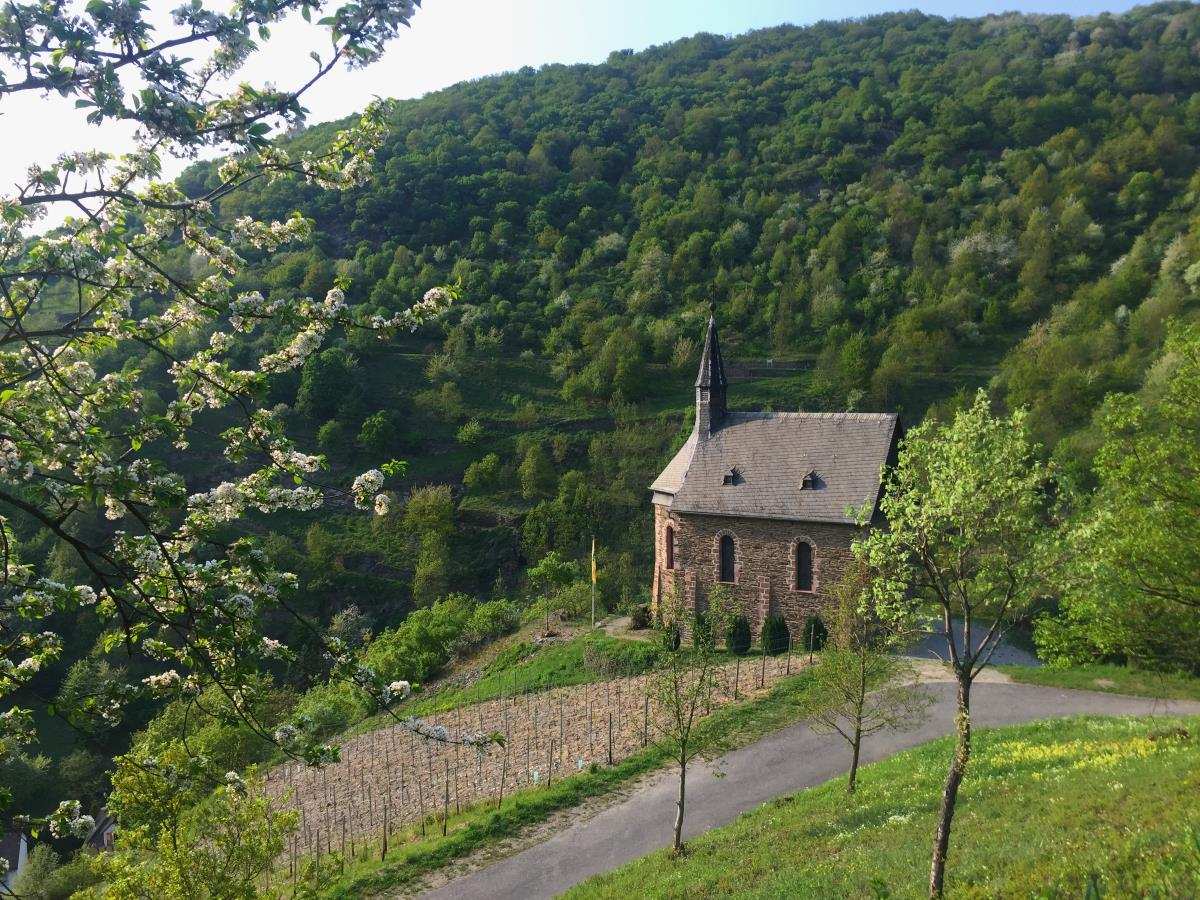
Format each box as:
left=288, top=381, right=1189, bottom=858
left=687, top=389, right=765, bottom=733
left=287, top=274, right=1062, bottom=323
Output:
left=1, top=0, right=1143, bottom=194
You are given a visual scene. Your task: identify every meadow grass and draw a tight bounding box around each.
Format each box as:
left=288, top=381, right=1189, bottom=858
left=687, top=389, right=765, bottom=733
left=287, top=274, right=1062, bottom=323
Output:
left=402, top=632, right=664, bottom=716
left=566, top=715, right=1200, bottom=899
left=997, top=663, right=1200, bottom=702
left=304, top=664, right=836, bottom=898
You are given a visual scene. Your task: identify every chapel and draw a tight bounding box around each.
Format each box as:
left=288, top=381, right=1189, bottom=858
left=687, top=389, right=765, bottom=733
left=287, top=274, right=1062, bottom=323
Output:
left=649, top=311, right=901, bottom=640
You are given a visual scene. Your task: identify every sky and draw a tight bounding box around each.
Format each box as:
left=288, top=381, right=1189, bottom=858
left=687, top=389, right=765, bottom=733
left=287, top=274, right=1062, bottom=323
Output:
left=1, top=0, right=1144, bottom=199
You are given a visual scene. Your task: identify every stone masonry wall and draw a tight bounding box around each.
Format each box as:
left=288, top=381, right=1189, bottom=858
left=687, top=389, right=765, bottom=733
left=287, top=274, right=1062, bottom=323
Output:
left=653, top=501, right=862, bottom=641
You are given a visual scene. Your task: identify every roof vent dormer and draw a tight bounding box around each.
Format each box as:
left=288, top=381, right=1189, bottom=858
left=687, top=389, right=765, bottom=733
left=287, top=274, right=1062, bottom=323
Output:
left=801, top=469, right=821, bottom=490
left=722, top=466, right=745, bottom=486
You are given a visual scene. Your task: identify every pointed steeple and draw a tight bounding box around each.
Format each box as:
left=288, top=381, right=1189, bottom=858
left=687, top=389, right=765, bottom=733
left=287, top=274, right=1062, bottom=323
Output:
left=695, top=302, right=727, bottom=437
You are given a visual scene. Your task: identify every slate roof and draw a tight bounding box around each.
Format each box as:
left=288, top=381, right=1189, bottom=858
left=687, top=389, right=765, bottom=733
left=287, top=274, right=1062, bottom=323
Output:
left=651, top=411, right=899, bottom=525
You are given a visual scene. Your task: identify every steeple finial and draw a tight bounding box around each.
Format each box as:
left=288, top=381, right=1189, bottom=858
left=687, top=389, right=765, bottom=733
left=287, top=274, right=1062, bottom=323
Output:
left=695, top=304, right=727, bottom=390
left=694, top=303, right=727, bottom=436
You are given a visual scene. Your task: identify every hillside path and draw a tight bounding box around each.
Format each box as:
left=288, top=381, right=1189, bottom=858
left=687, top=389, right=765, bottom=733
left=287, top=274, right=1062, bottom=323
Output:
left=420, top=677, right=1200, bottom=900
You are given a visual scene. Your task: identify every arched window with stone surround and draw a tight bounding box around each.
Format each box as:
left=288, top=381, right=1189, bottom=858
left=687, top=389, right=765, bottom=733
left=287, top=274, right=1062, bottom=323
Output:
left=718, top=534, right=736, bottom=583
left=665, top=525, right=675, bottom=570
left=796, top=541, right=813, bottom=592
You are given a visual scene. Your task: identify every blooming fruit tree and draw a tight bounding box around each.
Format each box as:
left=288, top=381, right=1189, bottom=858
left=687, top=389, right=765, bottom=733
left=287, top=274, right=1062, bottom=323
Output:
left=0, top=0, right=472, bottom=836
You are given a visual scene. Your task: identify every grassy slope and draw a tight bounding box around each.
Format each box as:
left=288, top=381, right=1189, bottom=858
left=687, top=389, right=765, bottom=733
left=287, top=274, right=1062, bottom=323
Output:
left=997, top=664, right=1200, bottom=702
left=338, top=629, right=665, bottom=740
left=310, top=664, right=836, bottom=898
left=567, top=716, right=1200, bottom=899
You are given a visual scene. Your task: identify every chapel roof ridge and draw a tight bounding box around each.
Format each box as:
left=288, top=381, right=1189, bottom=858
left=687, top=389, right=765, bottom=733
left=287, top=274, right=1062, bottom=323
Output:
left=724, top=410, right=897, bottom=421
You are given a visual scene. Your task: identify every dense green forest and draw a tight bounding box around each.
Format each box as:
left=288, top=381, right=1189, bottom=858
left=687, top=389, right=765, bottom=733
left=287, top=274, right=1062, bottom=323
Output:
left=15, top=0, right=1200, bottom=827
left=189, top=0, right=1200, bottom=611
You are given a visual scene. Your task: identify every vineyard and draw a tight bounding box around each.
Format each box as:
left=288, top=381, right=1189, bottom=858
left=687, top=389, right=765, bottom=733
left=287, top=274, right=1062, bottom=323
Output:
left=264, top=651, right=805, bottom=865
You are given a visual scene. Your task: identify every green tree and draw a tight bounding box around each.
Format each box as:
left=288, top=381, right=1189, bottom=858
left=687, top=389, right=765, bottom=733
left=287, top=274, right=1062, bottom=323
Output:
left=650, top=582, right=736, bottom=854
left=95, top=777, right=296, bottom=900
left=298, top=347, right=362, bottom=421
left=808, top=563, right=930, bottom=793
left=358, top=410, right=398, bottom=455
left=403, top=485, right=455, bottom=607
left=856, top=391, right=1058, bottom=898
left=0, top=0, right=441, bottom=833
left=519, top=442, right=556, bottom=500
left=527, top=550, right=579, bottom=634
left=317, top=419, right=348, bottom=453
left=1040, top=322, right=1200, bottom=672
left=463, top=453, right=502, bottom=491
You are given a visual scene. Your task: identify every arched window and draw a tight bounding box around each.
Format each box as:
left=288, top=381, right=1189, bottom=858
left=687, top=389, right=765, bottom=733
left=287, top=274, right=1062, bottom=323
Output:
left=665, top=526, right=675, bottom=570
left=719, top=534, right=736, bottom=583
left=796, top=541, right=813, bottom=592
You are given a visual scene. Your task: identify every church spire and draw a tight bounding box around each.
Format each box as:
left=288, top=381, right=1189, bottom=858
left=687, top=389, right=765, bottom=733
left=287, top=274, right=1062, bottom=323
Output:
left=695, top=303, right=727, bottom=437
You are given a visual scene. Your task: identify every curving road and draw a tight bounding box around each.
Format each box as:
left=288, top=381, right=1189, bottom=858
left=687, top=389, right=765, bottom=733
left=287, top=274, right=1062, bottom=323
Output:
left=421, top=678, right=1200, bottom=900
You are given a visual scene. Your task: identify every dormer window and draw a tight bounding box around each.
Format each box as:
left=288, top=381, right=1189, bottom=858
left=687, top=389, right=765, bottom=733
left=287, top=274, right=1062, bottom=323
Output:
left=722, top=467, right=744, bottom=486
left=801, top=469, right=820, bottom=490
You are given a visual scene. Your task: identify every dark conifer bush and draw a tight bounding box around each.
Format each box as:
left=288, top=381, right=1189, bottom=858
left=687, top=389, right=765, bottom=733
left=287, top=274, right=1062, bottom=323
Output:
left=727, top=615, right=752, bottom=655
left=803, top=616, right=829, bottom=652
left=761, top=615, right=790, bottom=655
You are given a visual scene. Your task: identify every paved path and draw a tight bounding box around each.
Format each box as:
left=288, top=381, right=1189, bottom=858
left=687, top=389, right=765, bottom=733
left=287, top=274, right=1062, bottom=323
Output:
left=423, top=681, right=1200, bottom=900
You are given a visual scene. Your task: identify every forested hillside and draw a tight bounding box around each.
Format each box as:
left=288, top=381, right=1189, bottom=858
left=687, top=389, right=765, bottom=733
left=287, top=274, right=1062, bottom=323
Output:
left=19, top=3, right=1200, bottom=822
left=173, top=1, right=1200, bottom=618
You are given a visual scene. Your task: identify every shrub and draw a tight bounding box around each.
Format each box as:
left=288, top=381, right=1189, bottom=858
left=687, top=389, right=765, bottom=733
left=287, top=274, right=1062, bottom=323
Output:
left=362, top=593, right=473, bottom=684
left=692, top=610, right=715, bottom=650
left=456, top=418, right=485, bottom=445
left=463, top=453, right=501, bottom=491
left=316, top=419, right=346, bottom=452
left=662, top=623, right=682, bottom=652
left=357, top=410, right=397, bottom=454
left=629, top=604, right=651, bottom=629
left=14, top=848, right=99, bottom=900
left=761, top=615, right=790, bottom=655
left=13, top=844, right=61, bottom=898
left=802, top=615, right=829, bottom=651
left=727, top=615, right=752, bottom=655
left=456, top=600, right=519, bottom=653
left=291, top=680, right=371, bottom=736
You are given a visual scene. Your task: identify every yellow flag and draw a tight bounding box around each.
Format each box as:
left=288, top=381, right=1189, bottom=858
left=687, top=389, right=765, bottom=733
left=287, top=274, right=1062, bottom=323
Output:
left=591, top=537, right=597, bottom=584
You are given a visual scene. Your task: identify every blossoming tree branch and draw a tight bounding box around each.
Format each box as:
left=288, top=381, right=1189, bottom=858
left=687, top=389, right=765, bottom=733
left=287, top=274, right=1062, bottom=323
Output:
left=0, top=0, right=485, bottom=838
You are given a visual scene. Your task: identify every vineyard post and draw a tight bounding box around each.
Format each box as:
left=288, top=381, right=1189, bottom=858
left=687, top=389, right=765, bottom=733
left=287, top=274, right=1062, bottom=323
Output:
left=498, top=748, right=508, bottom=809
left=381, top=795, right=389, bottom=861
left=415, top=762, right=426, bottom=838
left=734, top=656, right=740, bottom=700
left=399, top=755, right=407, bottom=810
left=607, top=711, right=614, bottom=765
left=558, top=694, right=564, bottom=760
left=547, top=738, right=554, bottom=788
left=340, top=817, right=346, bottom=875
left=454, top=709, right=462, bottom=813
left=643, top=694, right=649, bottom=747
left=809, top=620, right=815, bottom=665
left=760, top=648, right=766, bottom=689
left=441, top=757, right=450, bottom=837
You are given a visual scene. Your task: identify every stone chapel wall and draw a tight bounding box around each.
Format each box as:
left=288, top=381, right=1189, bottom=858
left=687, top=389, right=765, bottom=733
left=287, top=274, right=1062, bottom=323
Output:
left=653, top=503, right=860, bottom=641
